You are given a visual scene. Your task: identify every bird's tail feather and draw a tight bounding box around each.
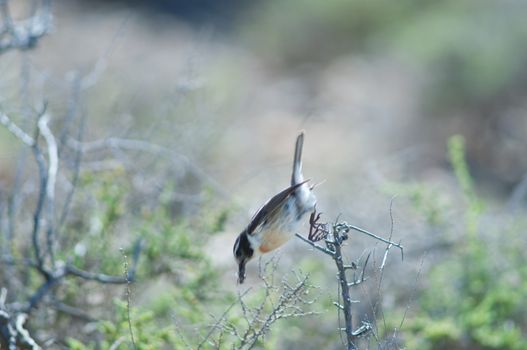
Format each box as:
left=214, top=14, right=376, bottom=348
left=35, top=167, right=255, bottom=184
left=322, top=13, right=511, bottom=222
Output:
left=291, top=132, right=304, bottom=185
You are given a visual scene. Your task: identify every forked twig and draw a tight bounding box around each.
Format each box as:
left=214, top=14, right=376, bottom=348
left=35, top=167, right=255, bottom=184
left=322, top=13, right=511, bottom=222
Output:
left=295, top=208, right=404, bottom=350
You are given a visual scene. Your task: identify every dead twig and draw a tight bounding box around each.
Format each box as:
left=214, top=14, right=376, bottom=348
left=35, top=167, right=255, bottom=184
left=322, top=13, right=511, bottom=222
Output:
left=295, top=208, right=404, bottom=350
left=121, top=249, right=136, bottom=350
left=38, top=113, right=58, bottom=266
left=0, top=111, right=35, bottom=146
left=0, top=289, right=42, bottom=350
left=0, top=0, right=52, bottom=55
left=66, top=136, right=229, bottom=199
left=197, top=289, right=251, bottom=350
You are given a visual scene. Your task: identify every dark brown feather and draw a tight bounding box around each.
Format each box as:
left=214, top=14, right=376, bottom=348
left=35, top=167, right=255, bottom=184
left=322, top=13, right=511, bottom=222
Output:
left=246, top=180, right=309, bottom=235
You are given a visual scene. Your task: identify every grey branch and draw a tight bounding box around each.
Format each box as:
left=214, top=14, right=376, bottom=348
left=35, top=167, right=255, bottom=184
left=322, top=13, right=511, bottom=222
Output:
left=0, top=289, right=42, bottom=350
left=295, top=212, right=400, bottom=350
left=0, top=0, right=52, bottom=54
left=0, top=111, right=35, bottom=146
left=330, top=233, right=356, bottom=350
left=295, top=233, right=334, bottom=256
left=37, top=114, right=58, bottom=205
left=38, top=114, right=59, bottom=266
left=67, top=136, right=229, bottom=198
left=347, top=223, right=404, bottom=259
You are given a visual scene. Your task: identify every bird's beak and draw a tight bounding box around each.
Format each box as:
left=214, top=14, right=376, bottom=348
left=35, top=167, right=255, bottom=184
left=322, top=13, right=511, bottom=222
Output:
left=237, top=258, right=247, bottom=284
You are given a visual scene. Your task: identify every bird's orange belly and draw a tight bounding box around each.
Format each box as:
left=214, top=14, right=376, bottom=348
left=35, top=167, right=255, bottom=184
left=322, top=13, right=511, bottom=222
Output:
left=258, top=228, right=291, bottom=253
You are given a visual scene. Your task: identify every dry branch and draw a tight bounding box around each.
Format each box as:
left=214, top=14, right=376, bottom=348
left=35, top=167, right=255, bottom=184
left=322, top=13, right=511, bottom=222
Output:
left=1, top=105, right=144, bottom=346
left=296, top=209, right=404, bottom=350
left=0, top=289, right=42, bottom=350
left=0, top=0, right=52, bottom=54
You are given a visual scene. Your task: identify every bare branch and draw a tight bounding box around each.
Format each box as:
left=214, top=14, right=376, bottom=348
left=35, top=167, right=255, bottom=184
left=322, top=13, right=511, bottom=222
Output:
left=58, top=107, right=85, bottom=231
left=330, top=230, right=356, bottom=350
left=4, top=238, right=143, bottom=313
left=380, top=199, right=397, bottom=270
left=65, top=264, right=129, bottom=284
left=397, top=255, right=425, bottom=331
left=119, top=249, right=137, bottom=350
left=0, top=0, right=52, bottom=55
left=295, top=233, right=334, bottom=256
left=37, top=113, right=58, bottom=265
left=15, top=313, right=42, bottom=350
left=31, top=127, right=49, bottom=276
left=0, top=301, right=42, bottom=350
left=0, top=255, right=39, bottom=269
left=348, top=252, right=370, bottom=287
left=67, top=136, right=229, bottom=198
left=347, top=224, right=404, bottom=259
left=108, top=336, right=127, bottom=350
left=0, top=111, right=35, bottom=146
left=197, top=289, right=251, bottom=350
left=243, top=272, right=315, bottom=349
left=294, top=209, right=405, bottom=349
left=80, top=11, right=132, bottom=89
left=50, top=300, right=95, bottom=322
left=38, top=115, right=58, bottom=202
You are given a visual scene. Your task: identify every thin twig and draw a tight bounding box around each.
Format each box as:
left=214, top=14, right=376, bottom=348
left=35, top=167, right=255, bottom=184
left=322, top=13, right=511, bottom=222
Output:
left=38, top=114, right=58, bottom=266
left=58, top=73, right=81, bottom=154
left=10, top=240, right=142, bottom=313
left=65, top=264, right=131, bottom=284
left=108, top=336, right=126, bottom=350
left=0, top=111, right=35, bottom=146
left=374, top=199, right=398, bottom=340
left=31, top=123, right=49, bottom=276
left=244, top=273, right=313, bottom=349
left=347, top=224, right=404, bottom=260
left=197, top=289, right=251, bottom=349
left=58, top=107, right=86, bottom=233
left=295, top=210, right=402, bottom=349
left=50, top=300, right=95, bottom=322
left=80, top=11, right=132, bottom=89
left=67, top=136, right=228, bottom=198
left=295, top=233, right=334, bottom=256
left=398, top=254, right=425, bottom=331
left=121, top=249, right=136, bottom=350
left=0, top=0, right=52, bottom=54
left=330, top=234, right=356, bottom=350
left=0, top=287, right=7, bottom=307
left=15, top=313, right=42, bottom=350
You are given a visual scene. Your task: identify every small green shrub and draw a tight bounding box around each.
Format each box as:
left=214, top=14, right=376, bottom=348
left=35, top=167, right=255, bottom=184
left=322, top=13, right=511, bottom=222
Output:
left=67, top=300, right=185, bottom=350
left=400, top=135, right=527, bottom=350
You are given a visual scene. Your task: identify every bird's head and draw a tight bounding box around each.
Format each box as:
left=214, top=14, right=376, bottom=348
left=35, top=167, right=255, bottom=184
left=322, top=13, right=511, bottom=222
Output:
left=233, top=232, right=254, bottom=284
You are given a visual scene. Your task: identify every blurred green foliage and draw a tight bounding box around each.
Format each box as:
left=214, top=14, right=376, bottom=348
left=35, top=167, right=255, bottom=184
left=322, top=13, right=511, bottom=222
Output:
left=63, top=168, right=232, bottom=348
left=4, top=2, right=527, bottom=347
left=397, top=135, right=527, bottom=349
left=60, top=135, right=527, bottom=349
left=67, top=300, right=184, bottom=350
left=382, top=181, right=448, bottom=226
left=62, top=166, right=324, bottom=349
left=241, top=0, right=527, bottom=110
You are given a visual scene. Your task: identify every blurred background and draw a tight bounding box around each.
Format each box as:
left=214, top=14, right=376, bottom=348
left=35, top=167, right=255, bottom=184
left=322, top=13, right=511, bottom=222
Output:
left=1, top=0, right=527, bottom=349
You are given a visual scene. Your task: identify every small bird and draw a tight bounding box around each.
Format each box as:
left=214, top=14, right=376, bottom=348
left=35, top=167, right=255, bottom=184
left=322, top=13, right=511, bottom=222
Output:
left=233, top=132, right=317, bottom=283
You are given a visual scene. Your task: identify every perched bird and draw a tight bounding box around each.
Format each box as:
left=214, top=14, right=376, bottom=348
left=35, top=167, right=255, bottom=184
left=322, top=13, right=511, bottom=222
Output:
left=233, top=132, right=317, bottom=283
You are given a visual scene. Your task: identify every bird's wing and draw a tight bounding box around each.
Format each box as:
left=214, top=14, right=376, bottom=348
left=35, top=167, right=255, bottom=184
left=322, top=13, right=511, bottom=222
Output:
left=246, top=180, right=309, bottom=236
